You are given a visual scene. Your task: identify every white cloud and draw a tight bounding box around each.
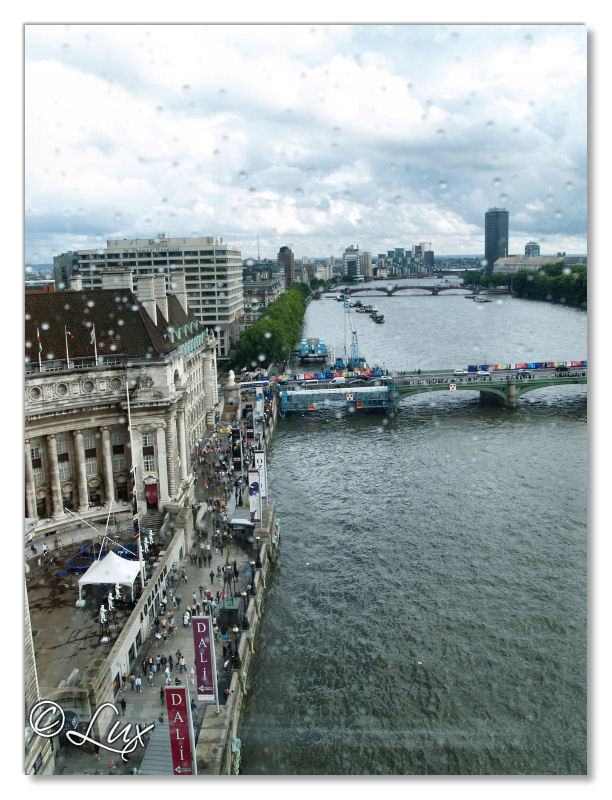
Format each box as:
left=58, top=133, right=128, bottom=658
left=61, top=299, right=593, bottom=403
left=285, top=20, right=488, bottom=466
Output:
left=25, top=23, right=587, bottom=261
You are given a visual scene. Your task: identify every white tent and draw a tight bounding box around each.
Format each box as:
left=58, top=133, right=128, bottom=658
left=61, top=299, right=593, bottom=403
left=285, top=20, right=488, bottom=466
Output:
left=77, top=550, right=141, bottom=601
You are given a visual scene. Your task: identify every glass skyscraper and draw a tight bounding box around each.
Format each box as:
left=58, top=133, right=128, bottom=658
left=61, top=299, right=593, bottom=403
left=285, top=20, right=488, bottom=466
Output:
left=484, top=208, right=509, bottom=273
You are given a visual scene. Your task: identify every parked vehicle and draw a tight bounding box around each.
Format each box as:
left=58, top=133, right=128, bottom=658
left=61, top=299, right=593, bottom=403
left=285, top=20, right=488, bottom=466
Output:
left=453, top=368, right=468, bottom=375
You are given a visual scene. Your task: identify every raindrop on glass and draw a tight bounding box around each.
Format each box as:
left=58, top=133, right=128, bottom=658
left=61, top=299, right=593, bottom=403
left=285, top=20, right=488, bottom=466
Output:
left=438, top=180, right=448, bottom=190
left=493, top=177, right=502, bottom=187
left=554, top=209, right=563, bottom=219
left=565, top=181, right=574, bottom=191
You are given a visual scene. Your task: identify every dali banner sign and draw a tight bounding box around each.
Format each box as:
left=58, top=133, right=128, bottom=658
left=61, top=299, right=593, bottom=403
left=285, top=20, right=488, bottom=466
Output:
left=248, top=468, right=262, bottom=523
left=191, top=616, right=217, bottom=703
left=165, top=685, right=196, bottom=775
left=253, top=449, right=267, bottom=499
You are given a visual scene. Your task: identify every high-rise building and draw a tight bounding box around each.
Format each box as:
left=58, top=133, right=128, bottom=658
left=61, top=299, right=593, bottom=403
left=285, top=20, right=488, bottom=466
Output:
left=484, top=208, right=509, bottom=273
left=359, top=251, right=373, bottom=278
left=343, top=245, right=360, bottom=277
left=525, top=241, right=540, bottom=258
left=277, top=246, right=295, bottom=289
left=53, top=234, right=243, bottom=358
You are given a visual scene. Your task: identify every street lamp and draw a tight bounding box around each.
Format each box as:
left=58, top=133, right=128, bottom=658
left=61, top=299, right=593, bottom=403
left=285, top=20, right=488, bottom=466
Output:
left=240, top=590, right=249, bottom=629
left=232, top=625, right=241, bottom=669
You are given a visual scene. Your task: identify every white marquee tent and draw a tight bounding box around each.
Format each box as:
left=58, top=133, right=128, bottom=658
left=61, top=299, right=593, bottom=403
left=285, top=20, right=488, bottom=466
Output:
left=77, top=549, right=141, bottom=601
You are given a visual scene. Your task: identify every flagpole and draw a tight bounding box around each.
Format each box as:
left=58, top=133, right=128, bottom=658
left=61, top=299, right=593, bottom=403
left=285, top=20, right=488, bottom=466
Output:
left=126, top=373, right=146, bottom=588
left=91, top=323, right=98, bottom=365
left=37, top=327, right=42, bottom=371
left=64, top=326, right=71, bottom=369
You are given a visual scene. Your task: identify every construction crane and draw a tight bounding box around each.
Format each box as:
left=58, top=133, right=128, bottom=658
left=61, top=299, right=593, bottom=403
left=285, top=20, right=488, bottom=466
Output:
left=341, top=290, right=366, bottom=370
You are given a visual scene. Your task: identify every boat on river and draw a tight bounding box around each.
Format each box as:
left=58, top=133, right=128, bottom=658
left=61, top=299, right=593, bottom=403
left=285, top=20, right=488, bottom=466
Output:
left=373, top=314, right=385, bottom=323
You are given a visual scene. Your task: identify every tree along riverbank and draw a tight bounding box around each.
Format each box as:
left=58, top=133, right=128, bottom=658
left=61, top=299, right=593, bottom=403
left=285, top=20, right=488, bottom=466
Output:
left=464, top=262, right=587, bottom=309
left=230, top=282, right=311, bottom=371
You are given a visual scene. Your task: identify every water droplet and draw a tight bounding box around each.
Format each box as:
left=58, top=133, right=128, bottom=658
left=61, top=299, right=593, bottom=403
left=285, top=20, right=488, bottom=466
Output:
left=486, top=120, right=494, bottom=128
left=565, top=181, right=574, bottom=191
left=480, top=259, right=488, bottom=268
left=264, top=332, right=272, bottom=339
left=492, top=177, right=502, bottom=187
left=546, top=194, right=554, bottom=203
left=294, top=187, right=303, bottom=195
left=438, top=180, right=448, bottom=190
left=499, top=193, right=508, bottom=203
left=114, top=213, right=122, bottom=222
left=182, top=84, right=191, bottom=93
left=554, top=209, right=563, bottom=219
left=436, top=129, right=445, bottom=138
left=238, top=171, right=248, bottom=181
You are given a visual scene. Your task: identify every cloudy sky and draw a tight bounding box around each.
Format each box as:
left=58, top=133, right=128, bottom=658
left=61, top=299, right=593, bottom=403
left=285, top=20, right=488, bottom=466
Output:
left=24, top=23, right=587, bottom=263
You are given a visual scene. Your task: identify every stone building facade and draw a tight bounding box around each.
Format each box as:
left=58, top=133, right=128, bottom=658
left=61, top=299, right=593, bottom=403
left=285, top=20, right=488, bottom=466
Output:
left=25, top=267, right=219, bottom=538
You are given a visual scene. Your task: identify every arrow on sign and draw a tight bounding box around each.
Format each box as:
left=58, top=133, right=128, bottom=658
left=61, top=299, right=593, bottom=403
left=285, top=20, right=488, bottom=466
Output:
left=174, top=766, right=193, bottom=774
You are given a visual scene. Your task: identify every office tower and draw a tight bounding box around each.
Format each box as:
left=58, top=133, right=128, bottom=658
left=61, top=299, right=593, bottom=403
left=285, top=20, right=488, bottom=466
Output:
left=484, top=208, right=509, bottom=273
left=525, top=241, right=540, bottom=258
left=277, top=246, right=295, bottom=288
left=343, top=245, right=360, bottom=277
left=53, top=234, right=242, bottom=357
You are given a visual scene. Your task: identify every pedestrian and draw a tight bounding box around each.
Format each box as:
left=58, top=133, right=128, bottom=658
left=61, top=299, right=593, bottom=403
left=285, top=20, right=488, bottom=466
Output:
left=168, top=654, right=174, bottom=670
left=199, top=584, right=204, bottom=599
left=210, top=570, right=215, bottom=584
left=160, top=686, right=165, bottom=706
left=189, top=667, right=195, bottom=685
left=119, top=697, right=126, bottom=716
left=176, top=596, right=181, bottom=609
left=165, top=667, right=171, bottom=684
left=192, top=591, right=197, bottom=604
left=135, top=676, right=142, bottom=693
left=30, top=543, right=37, bottom=555
left=179, top=657, right=186, bottom=673
left=129, top=673, right=136, bottom=691
left=94, top=744, right=100, bottom=760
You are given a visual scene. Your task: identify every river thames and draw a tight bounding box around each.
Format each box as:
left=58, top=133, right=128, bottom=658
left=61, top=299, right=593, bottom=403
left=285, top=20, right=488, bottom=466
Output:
left=238, top=285, right=587, bottom=774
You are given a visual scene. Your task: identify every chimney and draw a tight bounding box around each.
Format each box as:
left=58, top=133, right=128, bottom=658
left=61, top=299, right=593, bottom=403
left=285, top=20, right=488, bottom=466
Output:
left=154, top=274, right=169, bottom=321
left=170, top=270, right=189, bottom=315
left=69, top=274, right=83, bottom=291
left=136, top=274, right=157, bottom=325
left=100, top=266, right=134, bottom=292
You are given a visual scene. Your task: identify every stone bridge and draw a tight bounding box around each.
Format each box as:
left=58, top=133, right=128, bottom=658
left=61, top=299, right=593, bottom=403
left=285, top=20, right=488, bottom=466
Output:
left=324, top=285, right=511, bottom=297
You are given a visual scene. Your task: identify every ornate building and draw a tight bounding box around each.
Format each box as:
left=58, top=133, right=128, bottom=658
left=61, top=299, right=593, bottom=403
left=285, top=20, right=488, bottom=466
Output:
left=25, top=267, right=219, bottom=537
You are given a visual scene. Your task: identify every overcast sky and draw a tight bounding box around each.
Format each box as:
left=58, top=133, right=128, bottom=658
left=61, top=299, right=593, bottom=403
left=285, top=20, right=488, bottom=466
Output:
left=25, top=23, right=587, bottom=263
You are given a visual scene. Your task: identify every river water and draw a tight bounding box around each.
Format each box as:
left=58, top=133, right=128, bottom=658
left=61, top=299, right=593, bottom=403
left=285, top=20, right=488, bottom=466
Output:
left=238, top=286, right=587, bottom=775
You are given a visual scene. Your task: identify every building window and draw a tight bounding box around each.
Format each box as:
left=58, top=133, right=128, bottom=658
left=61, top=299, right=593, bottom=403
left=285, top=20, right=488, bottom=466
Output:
left=58, top=461, right=71, bottom=481
left=83, top=434, right=96, bottom=450
left=30, top=444, right=40, bottom=460
left=56, top=438, right=68, bottom=455
left=113, top=454, right=126, bottom=471
left=111, top=430, right=124, bottom=446
left=142, top=432, right=153, bottom=447
left=33, top=467, right=43, bottom=487
left=85, top=457, right=98, bottom=476
left=143, top=455, right=155, bottom=472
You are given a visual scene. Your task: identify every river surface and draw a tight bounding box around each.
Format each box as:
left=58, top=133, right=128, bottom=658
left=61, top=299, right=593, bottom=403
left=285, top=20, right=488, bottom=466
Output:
left=238, top=287, right=587, bottom=775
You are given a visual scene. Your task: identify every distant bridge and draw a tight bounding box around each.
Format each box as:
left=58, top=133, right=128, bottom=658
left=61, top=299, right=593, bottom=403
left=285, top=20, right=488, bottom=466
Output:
left=323, top=285, right=511, bottom=297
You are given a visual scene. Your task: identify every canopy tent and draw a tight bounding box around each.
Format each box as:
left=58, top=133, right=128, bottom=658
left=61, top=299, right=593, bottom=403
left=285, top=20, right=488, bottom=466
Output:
left=77, top=549, right=141, bottom=601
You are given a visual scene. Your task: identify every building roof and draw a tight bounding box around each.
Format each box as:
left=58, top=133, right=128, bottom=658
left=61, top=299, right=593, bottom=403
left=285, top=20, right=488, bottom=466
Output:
left=25, top=289, right=199, bottom=363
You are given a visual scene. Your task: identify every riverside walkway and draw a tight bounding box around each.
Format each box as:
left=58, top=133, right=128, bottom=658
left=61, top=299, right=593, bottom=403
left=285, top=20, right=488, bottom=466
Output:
left=37, top=432, right=260, bottom=776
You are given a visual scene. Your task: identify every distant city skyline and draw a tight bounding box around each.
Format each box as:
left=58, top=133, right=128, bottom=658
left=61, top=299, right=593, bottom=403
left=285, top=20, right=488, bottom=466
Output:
left=25, top=24, right=587, bottom=263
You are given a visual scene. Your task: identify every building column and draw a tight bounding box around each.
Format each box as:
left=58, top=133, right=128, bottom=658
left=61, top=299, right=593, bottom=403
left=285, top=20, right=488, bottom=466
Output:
left=46, top=434, right=64, bottom=518
left=165, top=409, right=178, bottom=498
left=100, top=426, right=115, bottom=506
left=155, top=422, right=169, bottom=508
left=73, top=430, right=89, bottom=513
left=25, top=442, right=36, bottom=519
left=177, top=401, right=188, bottom=484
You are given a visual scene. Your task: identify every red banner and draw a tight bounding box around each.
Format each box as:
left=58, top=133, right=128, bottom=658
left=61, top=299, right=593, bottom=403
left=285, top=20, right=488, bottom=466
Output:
left=192, top=616, right=216, bottom=702
left=165, top=686, right=195, bottom=775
